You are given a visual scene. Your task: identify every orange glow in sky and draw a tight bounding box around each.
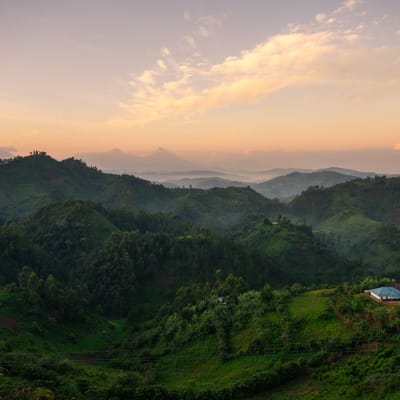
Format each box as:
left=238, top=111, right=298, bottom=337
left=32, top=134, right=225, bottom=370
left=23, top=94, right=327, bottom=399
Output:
left=1, top=0, right=399, bottom=162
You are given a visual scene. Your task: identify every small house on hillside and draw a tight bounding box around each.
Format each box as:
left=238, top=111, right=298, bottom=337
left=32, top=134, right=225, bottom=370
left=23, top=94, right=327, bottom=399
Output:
left=218, top=296, right=228, bottom=305
left=365, top=286, right=400, bottom=301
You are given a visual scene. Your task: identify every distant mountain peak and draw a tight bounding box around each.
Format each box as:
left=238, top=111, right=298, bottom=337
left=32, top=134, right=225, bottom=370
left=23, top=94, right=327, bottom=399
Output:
left=254, top=170, right=357, bottom=200
left=317, top=167, right=377, bottom=178
left=78, top=148, right=202, bottom=173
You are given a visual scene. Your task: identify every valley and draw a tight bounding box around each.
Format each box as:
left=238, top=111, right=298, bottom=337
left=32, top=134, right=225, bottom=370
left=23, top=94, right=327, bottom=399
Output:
left=0, top=153, right=400, bottom=399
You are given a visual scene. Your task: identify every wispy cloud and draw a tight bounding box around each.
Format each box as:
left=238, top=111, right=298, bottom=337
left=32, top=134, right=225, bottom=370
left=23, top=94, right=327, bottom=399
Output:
left=109, top=31, right=335, bottom=127
left=161, top=47, right=171, bottom=57
left=157, top=59, right=167, bottom=71
left=109, top=0, right=399, bottom=127
left=334, top=0, right=364, bottom=14
left=315, top=13, right=327, bottom=23
left=197, top=26, right=210, bottom=38
left=344, top=0, right=364, bottom=11
left=198, top=15, right=223, bottom=26
left=137, top=70, right=155, bottom=85
left=184, top=35, right=197, bottom=49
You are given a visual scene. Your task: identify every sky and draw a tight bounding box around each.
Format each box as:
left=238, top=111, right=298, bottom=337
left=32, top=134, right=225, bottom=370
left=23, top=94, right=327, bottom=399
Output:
left=1, top=0, right=400, bottom=168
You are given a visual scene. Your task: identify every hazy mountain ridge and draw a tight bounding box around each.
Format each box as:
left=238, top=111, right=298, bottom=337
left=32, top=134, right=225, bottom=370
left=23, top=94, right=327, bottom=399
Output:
left=163, top=176, right=249, bottom=189
left=78, top=147, right=202, bottom=173
left=0, top=153, right=281, bottom=229
left=253, top=170, right=358, bottom=200
left=160, top=170, right=361, bottom=200
left=77, top=148, right=389, bottom=181
left=315, top=167, right=378, bottom=178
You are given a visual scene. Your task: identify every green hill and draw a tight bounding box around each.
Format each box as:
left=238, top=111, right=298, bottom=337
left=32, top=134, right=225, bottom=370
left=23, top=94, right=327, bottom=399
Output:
left=290, top=176, right=400, bottom=225
left=237, top=218, right=356, bottom=285
left=2, top=275, right=400, bottom=400
left=254, top=171, right=356, bottom=201
left=0, top=153, right=281, bottom=230
left=289, top=176, right=400, bottom=272
left=0, top=200, right=195, bottom=285
left=0, top=200, right=357, bottom=317
left=170, top=186, right=281, bottom=231
left=2, top=155, right=400, bottom=399
left=0, top=152, right=180, bottom=217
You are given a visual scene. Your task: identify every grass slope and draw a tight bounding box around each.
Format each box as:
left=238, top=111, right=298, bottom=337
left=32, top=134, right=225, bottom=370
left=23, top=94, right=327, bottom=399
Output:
left=2, top=280, right=400, bottom=399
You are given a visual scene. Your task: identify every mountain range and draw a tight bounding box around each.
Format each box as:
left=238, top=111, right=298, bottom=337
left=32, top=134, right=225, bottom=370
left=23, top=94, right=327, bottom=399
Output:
left=164, top=170, right=362, bottom=200
left=0, top=152, right=281, bottom=230
left=253, top=170, right=358, bottom=200
left=0, top=152, right=382, bottom=222
left=77, top=149, right=387, bottom=200
left=2, top=151, right=400, bottom=399
left=78, top=147, right=201, bottom=173
left=2, top=152, right=400, bottom=271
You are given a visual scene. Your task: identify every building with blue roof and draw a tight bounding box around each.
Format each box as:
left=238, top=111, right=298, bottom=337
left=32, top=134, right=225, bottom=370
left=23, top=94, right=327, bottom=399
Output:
left=368, top=286, right=400, bottom=301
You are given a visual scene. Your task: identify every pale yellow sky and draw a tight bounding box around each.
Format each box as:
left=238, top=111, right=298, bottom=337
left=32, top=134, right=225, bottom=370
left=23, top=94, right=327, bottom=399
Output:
left=1, top=0, right=399, bottom=159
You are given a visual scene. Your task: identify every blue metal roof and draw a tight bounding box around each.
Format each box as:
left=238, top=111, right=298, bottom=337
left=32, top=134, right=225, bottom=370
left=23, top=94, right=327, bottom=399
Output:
left=371, top=286, right=400, bottom=299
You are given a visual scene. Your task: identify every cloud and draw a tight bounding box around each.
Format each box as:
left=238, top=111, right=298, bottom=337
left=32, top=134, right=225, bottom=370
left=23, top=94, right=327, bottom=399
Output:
left=182, top=14, right=224, bottom=43
left=198, top=16, right=223, bottom=26
left=109, top=0, right=399, bottom=127
left=157, top=59, right=167, bottom=71
left=344, top=0, right=363, bottom=11
left=315, top=13, right=327, bottom=23
left=334, top=0, right=363, bottom=14
left=184, top=36, right=196, bottom=48
left=110, top=31, right=337, bottom=127
left=138, top=70, right=156, bottom=85
left=373, top=14, right=388, bottom=26
left=161, top=47, right=171, bottom=57
left=198, top=26, right=210, bottom=38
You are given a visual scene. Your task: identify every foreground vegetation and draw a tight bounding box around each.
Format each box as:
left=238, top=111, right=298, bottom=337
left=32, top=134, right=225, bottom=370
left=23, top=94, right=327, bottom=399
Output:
left=2, top=274, right=400, bottom=399
left=1, top=153, right=400, bottom=398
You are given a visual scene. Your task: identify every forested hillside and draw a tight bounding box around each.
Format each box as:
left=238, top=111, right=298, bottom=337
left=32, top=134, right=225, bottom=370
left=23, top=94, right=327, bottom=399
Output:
left=253, top=170, right=356, bottom=200
left=290, top=176, right=400, bottom=225
left=0, top=200, right=356, bottom=315
left=0, top=153, right=281, bottom=230
left=289, top=176, right=400, bottom=273
left=1, top=272, right=400, bottom=399
left=0, top=155, right=400, bottom=399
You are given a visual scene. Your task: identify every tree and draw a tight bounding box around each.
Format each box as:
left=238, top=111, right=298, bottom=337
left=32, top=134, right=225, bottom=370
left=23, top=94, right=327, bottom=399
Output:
left=260, top=283, right=273, bottom=305
left=18, top=266, right=42, bottom=294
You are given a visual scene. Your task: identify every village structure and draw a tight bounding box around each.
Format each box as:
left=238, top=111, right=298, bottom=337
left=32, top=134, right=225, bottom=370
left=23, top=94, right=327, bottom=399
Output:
left=365, top=286, right=400, bottom=302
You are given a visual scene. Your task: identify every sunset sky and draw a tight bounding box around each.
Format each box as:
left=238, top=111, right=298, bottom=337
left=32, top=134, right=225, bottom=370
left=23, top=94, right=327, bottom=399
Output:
left=1, top=0, right=400, bottom=162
